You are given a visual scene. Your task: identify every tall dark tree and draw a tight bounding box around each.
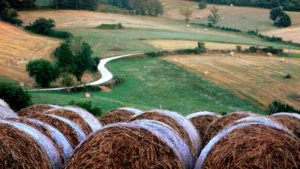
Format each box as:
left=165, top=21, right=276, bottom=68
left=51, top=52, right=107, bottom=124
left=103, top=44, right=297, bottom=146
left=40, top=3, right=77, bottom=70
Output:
left=270, top=7, right=284, bottom=21
left=55, top=42, right=75, bottom=73
left=72, top=42, right=94, bottom=82
left=26, top=59, right=60, bottom=87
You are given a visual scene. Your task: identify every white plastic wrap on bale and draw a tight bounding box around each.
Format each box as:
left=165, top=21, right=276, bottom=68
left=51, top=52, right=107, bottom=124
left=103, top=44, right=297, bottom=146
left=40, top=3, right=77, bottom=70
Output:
left=45, top=114, right=86, bottom=142
left=27, top=118, right=73, bottom=162
left=118, top=107, right=144, bottom=115
left=186, top=111, right=221, bottom=119
left=0, top=99, right=9, bottom=108
left=146, top=109, right=201, bottom=156
left=62, top=106, right=102, bottom=131
left=271, top=112, right=300, bottom=119
left=0, top=120, right=61, bottom=169
left=131, top=120, right=194, bottom=169
left=231, top=111, right=258, bottom=116
left=0, top=106, right=18, bottom=119
left=194, top=121, right=292, bottom=169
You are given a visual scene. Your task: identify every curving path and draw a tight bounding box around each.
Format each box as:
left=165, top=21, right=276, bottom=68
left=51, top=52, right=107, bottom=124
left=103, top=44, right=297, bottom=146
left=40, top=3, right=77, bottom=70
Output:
left=29, top=53, right=140, bottom=91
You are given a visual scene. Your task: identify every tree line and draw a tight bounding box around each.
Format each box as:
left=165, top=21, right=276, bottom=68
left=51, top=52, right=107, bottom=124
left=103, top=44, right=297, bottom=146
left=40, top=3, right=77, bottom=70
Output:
left=191, top=0, right=300, bottom=11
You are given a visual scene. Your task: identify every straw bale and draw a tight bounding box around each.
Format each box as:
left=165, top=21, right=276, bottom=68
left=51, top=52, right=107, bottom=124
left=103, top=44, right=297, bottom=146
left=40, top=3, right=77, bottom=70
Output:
left=63, top=106, right=102, bottom=132
left=204, top=111, right=258, bottom=145
left=194, top=122, right=300, bottom=169
left=0, top=106, right=18, bottom=119
left=65, top=122, right=194, bottom=169
left=270, top=112, right=300, bottom=138
left=0, top=120, right=61, bottom=169
left=18, top=104, right=61, bottom=116
left=0, top=98, right=9, bottom=108
left=44, top=108, right=93, bottom=135
left=129, top=109, right=201, bottom=159
left=186, top=111, right=221, bottom=144
left=28, top=114, right=86, bottom=148
left=99, top=107, right=143, bottom=126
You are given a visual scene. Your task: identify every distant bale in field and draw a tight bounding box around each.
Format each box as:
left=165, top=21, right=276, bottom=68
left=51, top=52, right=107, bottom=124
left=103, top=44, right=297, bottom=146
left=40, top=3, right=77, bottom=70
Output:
left=0, top=120, right=61, bottom=169
left=129, top=109, right=201, bottom=159
left=204, top=111, right=258, bottom=145
left=18, top=104, right=61, bottom=116
left=28, top=114, right=86, bottom=148
left=99, top=107, right=143, bottom=125
left=65, top=122, right=194, bottom=169
left=0, top=105, right=18, bottom=119
left=7, top=117, right=73, bottom=164
left=204, top=71, right=210, bottom=77
left=194, top=122, right=300, bottom=169
left=270, top=112, right=300, bottom=138
left=186, top=111, right=221, bottom=143
left=0, top=99, right=10, bottom=108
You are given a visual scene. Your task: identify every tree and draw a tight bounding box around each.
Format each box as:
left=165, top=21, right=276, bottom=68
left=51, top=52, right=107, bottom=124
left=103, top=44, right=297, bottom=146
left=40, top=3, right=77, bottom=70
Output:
left=0, top=83, right=32, bottom=111
left=270, top=7, right=284, bottom=21
left=26, top=59, right=60, bottom=87
left=25, top=18, right=55, bottom=35
left=0, top=8, right=23, bottom=25
left=55, top=41, right=75, bottom=73
left=180, top=6, right=193, bottom=22
left=61, top=73, right=75, bottom=87
left=208, top=7, right=221, bottom=27
left=72, top=42, right=95, bottom=82
left=275, top=13, right=291, bottom=27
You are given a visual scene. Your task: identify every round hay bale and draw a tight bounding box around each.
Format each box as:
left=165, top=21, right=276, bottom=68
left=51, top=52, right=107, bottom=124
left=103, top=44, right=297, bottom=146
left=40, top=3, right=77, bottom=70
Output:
left=84, top=92, right=91, bottom=98
left=204, top=111, right=258, bottom=145
left=99, top=107, right=143, bottom=126
left=270, top=112, right=300, bottom=138
left=186, top=111, right=221, bottom=144
left=230, top=51, right=235, bottom=56
left=129, top=109, right=201, bottom=159
left=194, top=122, right=300, bottom=169
left=43, top=108, right=93, bottom=135
left=63, top=106, right=102, bottom=132
left=28, top=114, right=86, bottom=148
left=65, top=122, right=194, bottom=169
left=6, top=117, right=73, bottom=164
left=204, top=71, right=210, bottom=77
left=0, top=98, right=10, bottom=108
left=0, top=106, right=18, bottom=119
left=186, top=24, right=191, bottom=28
left=0, top=119, right=61, bottom=169
left=18, top=104, right=61, bottom=116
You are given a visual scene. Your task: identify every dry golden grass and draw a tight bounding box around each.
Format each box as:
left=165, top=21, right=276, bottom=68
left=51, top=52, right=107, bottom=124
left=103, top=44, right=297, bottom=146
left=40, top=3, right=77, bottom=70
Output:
left=262, top=26, right=300, bottom=44
left=164, top=54, right=300, bottom=109
left=146, top=39, right=300, bottom=53
left=0, top=21, right=61, bottom=87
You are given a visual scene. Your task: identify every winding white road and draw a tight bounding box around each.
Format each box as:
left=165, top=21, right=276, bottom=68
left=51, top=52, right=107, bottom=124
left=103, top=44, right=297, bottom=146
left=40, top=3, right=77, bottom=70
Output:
left=29, top=53, right=139, bottom=91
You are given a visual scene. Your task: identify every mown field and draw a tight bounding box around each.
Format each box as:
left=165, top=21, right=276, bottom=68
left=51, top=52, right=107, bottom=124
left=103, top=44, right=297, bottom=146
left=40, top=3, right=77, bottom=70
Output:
left=164, top=54, right=300, bottom=109
left=0, top=21, right=61, bottom=87
left=31, top=57, right=262, bottom=114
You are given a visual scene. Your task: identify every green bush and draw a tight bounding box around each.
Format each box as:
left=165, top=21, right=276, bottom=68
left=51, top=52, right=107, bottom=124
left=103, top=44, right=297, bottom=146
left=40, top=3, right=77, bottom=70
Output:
left=0, top=8, right=23, bottom=25
left=61, top=85, right=101, bottom=93
left=0, top=83, right=32, bottom=111
left=195, top=42, right=206, bottom=54
left=98, top=4, right=130, bottom=14
left=69, top=101, right=102, bottom=116
left=96, top=23, right=124, bottom=30
left=267, top=100, right=299, bottom=115
left=198, top=1, right=207, bottom=9
left=262, top=46, right=283, bottom=54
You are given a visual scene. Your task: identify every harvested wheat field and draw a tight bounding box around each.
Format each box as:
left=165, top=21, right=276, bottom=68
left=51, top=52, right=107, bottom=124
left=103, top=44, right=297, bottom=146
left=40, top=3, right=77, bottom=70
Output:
left=164, top=54, right=300, bottom=109
left=147, top=39, right=300, bottom=53
left=0, top=21, right=61, bottom=87
left=262, top=26, right=300, bottom=44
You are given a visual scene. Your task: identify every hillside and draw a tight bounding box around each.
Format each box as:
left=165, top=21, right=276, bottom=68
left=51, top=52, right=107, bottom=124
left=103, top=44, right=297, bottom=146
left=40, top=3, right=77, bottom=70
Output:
left=164, top=54, right=300, bottom=109
left=0, top=21, right=61, bottom=87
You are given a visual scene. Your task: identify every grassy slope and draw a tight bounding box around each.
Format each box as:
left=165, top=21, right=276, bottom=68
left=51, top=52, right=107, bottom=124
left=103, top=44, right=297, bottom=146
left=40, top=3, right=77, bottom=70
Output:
left=31, top=57, right=262, bottom=115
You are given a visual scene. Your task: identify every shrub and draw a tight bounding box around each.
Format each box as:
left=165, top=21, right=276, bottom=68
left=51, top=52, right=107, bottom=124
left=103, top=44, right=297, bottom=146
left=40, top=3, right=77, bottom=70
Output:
left=63, top=85, right=101, bottom=93
left=0, top=8, right=22, bottom=25
left=96, top=23, right=124, bottom=30
left=98, top=4, right=130, bottom=14
left=267, top=100, right=299, bottom=115
left=274, top=13, right=291, bottom=27
left=262, top=46, right=283, bottom=54
left=0, top=83, right=32, bottom=111
left=195, top=41, right=206, bottom=54
left=175, top=48, right=197, bottom=54
left=236, top=46, right=242, bottom=52
left=248, top=46, right=259, bottom=53
left=69, top=100, right=102, bottom=116
left=198, top=1, right=207, bottom=9
left=48, top=30, right=73, bottom=39
left=284, top=73, right=292, bottom=79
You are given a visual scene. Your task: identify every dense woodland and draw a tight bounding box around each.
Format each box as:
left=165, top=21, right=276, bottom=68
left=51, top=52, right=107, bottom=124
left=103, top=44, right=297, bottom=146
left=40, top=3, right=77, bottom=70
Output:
left=192, top=0, right=300, bottom=11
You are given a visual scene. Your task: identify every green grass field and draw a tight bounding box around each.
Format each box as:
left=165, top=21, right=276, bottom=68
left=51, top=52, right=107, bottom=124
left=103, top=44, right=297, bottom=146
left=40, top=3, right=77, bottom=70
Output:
left=66, top=27, right=300, bottom=58
left=30, top=57, right=263, bottom=115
